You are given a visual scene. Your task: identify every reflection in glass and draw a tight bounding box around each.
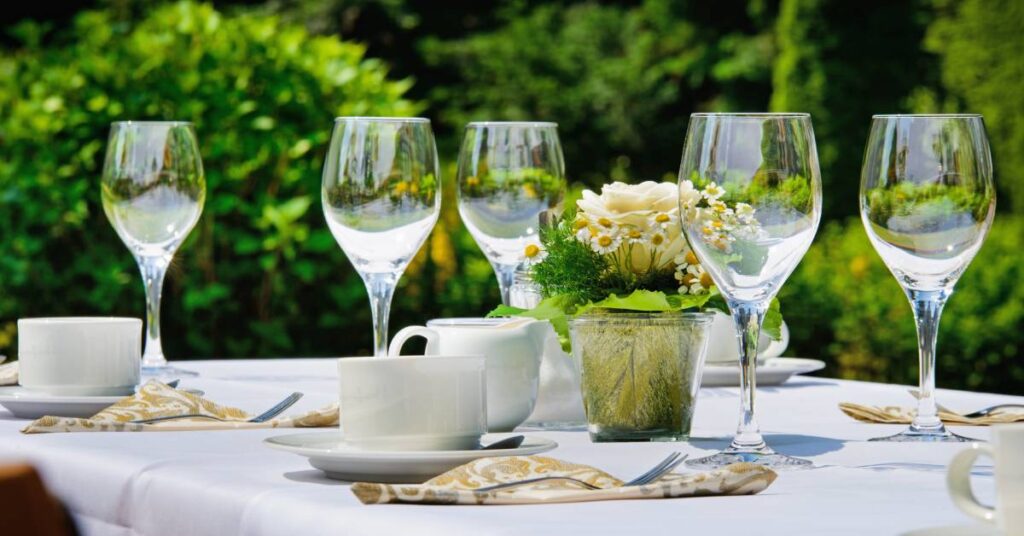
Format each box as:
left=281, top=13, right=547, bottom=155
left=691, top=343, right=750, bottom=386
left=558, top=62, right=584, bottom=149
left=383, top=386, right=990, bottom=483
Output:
left=457, top=122, right=566, bottom=304
left=679, top=113, right=822, bottom=469
left=322, top=117, right=440, bottom=357
left=860, top=114, right=995, bottom=442
left=101, top=121, right=206, bottom=377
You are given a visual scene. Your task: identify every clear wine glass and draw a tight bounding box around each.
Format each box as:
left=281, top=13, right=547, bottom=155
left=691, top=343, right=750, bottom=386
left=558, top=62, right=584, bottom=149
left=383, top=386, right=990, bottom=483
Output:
left=322, top=117, right=441, bottom=357
left=456, top=122, right=566, bottom=305
left=678, top=113, right=822, bottom=469
left=859, top=114, right=995, bottom=442
left=101, top=121, right=206, bottom=377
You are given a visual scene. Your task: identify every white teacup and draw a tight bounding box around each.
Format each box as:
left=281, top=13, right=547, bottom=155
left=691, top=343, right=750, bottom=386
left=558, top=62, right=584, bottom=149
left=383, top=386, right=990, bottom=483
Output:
left=337, top=354, right=487, bottom=451
left=18, top=317, right=142, bottom=396
left=705, top=312, right=789, bottom=364
left=947, top=424, right=1024, bottom=534
left=388, top=318, right=545, bottom=432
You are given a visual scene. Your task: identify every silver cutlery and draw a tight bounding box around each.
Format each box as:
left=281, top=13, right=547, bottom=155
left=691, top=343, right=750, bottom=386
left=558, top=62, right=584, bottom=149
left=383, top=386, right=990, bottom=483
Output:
left=129, top=392, right=303, bottom=424
left=475, top=452, right=688, bottom=493
left=962, top=403, right=1024, bottom=419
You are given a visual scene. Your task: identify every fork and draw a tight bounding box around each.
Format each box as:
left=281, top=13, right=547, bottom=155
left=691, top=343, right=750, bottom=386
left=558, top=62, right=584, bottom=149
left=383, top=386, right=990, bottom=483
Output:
left=129, top=392, right=304, bottom=424
left=475, top=452, right=688, bottom=493
left=962, top=403, right=1024, bottom=419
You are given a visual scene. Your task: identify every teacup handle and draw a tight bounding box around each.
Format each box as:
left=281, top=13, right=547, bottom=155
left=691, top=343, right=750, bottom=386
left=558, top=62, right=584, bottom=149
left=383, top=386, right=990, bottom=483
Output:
left=947, top=443, right=996, bottom=524
left=388, top=326, right=440, bottom=357
left=761, top=321, right=790, bottom=359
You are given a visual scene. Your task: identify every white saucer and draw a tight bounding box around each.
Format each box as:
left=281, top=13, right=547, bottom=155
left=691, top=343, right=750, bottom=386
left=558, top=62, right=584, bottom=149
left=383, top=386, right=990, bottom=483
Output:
left=264, top=432, right=558, bottom=483
left=0, top=386, right=122, bottom=419
left=701, top=357, right=826, bottom=387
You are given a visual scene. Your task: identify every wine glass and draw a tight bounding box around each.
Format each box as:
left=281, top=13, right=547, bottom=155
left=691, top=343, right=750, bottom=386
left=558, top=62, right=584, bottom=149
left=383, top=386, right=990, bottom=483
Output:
left=859, top=114, right=995, bottom=442
left=322, top=117, right=441, bottom=357
left=456, top=122, right=566, bottom=305
left=101, top=121, right=206, bottom=377
left=678, top=113, right=822, bottom=468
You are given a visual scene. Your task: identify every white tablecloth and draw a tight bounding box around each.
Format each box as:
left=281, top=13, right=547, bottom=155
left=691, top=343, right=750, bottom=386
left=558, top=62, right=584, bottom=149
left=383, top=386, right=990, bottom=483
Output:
left=0, top=358, right=1019, bottom=536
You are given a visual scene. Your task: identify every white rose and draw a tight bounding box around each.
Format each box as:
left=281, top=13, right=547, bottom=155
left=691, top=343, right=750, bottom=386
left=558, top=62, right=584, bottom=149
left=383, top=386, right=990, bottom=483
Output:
left=576, top=181, right=678, bottom=228
left=679, top=180, right=702, bottom=210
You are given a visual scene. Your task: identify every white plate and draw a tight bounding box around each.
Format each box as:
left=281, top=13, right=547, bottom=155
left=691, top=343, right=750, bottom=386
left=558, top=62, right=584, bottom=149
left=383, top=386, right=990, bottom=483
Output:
left=0, top=386, right=122, bottom=419
left=264, top=432, right=558, bottom=483
left=701, top=357, right=826, bottom=387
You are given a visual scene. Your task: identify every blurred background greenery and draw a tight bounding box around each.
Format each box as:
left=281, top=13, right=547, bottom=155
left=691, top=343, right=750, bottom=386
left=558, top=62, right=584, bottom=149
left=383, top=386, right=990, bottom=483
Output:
left=0, top=0, right=1020, bottom=394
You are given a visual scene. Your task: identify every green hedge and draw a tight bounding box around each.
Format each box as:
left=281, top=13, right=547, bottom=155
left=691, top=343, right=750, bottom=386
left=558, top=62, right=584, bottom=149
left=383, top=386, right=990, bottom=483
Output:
left=0, top=1, right=437, bottom=358
left=781, top=217, right=1024, bottom=395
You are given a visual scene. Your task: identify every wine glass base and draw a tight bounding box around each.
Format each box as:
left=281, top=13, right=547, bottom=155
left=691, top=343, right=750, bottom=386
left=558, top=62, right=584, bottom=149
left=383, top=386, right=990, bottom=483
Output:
left=686, top=447, right=814, bottom=470
left=142, top=364, right=199, bottom=379
left=868, top=426, right=975, bottom=442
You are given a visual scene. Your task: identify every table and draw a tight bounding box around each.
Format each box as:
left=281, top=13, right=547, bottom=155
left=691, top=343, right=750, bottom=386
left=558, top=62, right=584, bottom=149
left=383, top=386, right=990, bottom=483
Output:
left=0, top=358, right=1019, bottom=536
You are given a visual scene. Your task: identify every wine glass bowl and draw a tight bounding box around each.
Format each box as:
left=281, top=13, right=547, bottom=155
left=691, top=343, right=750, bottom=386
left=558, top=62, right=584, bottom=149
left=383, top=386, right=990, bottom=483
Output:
left=456, top=121, right=566, bottom=304
left=101, top=121, right=206, bottom=376
left=859, top=114, right=995, bottom=442
left=679, top=113, right=822, bottom=468
left=322, top=117, right=441, bottom=357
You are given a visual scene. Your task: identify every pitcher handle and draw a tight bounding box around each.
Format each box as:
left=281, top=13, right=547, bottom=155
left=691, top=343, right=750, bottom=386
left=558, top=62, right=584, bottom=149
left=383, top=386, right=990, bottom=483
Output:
left=946, top=443, right=996, bottom=524
left=387, top=326, right=439, bottom=357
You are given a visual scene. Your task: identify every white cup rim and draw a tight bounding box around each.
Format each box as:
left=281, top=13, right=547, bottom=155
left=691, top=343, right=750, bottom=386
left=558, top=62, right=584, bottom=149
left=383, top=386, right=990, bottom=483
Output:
left=18, top=317, right=142, bottom=326
left=338, top=354, right=484, bottom=365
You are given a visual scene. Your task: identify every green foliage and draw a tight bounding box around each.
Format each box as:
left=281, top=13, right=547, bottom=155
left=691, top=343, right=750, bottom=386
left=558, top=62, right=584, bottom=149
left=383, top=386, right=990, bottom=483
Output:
left=781, top=217, right=1024, bottom=395
left=921, top=0, right=1024, bottom=212
left=863, top=182, right=995, bottom=227
left=421, top=0, right=774, bottom=185
left=530, top=217, right=608, bottom=304
left=0, top=1, right=425, bottom=357
left=771, top=0, right=938, bottom=218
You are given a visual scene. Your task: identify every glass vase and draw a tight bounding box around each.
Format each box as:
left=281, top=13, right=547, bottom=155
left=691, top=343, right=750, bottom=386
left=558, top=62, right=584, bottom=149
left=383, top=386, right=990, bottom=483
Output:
left=569, top=311, right=713, bottom=442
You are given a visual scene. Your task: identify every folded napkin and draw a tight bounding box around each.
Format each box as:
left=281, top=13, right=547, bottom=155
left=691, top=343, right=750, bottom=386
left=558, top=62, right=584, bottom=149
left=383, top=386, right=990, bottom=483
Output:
left=21, top=380, right=338, bottom=433
left=351, top=455, right=776, bottom=505
left=839, top=402, right=1024, bottom=426
left=0, top=361, right=18, bottom=386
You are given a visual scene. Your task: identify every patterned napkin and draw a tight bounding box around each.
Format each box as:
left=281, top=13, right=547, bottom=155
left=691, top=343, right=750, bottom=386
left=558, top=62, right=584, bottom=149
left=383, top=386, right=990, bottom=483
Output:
left=839, top=402, right=1024, bottom=426
left=351, top=455, right=777, bottom=505
left=21, top=380, right=338, bottom=433
left=0, top=361, right=18, bottom=386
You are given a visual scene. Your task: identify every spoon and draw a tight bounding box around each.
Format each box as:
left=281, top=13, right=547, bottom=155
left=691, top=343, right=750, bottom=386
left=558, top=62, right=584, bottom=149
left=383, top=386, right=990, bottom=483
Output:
left=482, top=435, right=526, bottom=450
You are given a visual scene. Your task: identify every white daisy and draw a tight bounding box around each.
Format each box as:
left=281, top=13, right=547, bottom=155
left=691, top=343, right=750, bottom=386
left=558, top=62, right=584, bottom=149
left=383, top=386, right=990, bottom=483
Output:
left=590, top=233, right=622, bottom=255
left=649, top=211, right=677, bottom=231
left=594, top=216, right=620, bottom=235
left=523, top=243, right=547, bottom=265
left=623, top=226, right=647, bottom=245
left=647, top=229, right=668, bottom=248
left=679, top=180, right=702, bottom=209
left=702, top=181, right=726, bottom=201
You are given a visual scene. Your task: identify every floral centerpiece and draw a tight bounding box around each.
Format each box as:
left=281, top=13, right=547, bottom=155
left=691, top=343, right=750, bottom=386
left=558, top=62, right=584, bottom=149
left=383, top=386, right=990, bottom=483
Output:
left=493, top=180, right=781, bottom=442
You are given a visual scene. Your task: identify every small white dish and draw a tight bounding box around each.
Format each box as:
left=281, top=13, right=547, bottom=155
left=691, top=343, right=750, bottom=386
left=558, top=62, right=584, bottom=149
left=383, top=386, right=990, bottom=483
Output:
left=701, top=357, right=825, bottom=387
left=0, top=386, right=122, bottom=419
left=264, top=432, right=558, bottom=483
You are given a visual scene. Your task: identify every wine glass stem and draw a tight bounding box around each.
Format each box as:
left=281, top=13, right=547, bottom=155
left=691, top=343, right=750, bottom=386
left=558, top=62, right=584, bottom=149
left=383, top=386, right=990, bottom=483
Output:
left=730, top=300, right=769, bottom=450
left=137, top=255, right=171, bottom=367
left=364, top=273, right=398, bottom=357
left=907, top=289, right=949, bottom=431
left=492, top=262, right=517, bottom=306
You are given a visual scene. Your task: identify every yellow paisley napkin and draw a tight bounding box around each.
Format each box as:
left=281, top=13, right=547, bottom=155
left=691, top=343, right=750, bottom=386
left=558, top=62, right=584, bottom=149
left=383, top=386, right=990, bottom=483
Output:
left=0, top=361, right=18, bottom=386
left=351, top=455, right=777, bottom=505
left=839, top=402, right=1024, bottom=426
left=21, top=380, right=338, bottom=433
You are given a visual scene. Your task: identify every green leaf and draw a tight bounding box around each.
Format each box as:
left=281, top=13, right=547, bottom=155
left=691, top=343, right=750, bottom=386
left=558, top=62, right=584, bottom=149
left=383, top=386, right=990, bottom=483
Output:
left=763, top=298, right=783, bottom=341
left=488, top=295, right=579, bottom=352
left=577, top=289, right=714, bottom=316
